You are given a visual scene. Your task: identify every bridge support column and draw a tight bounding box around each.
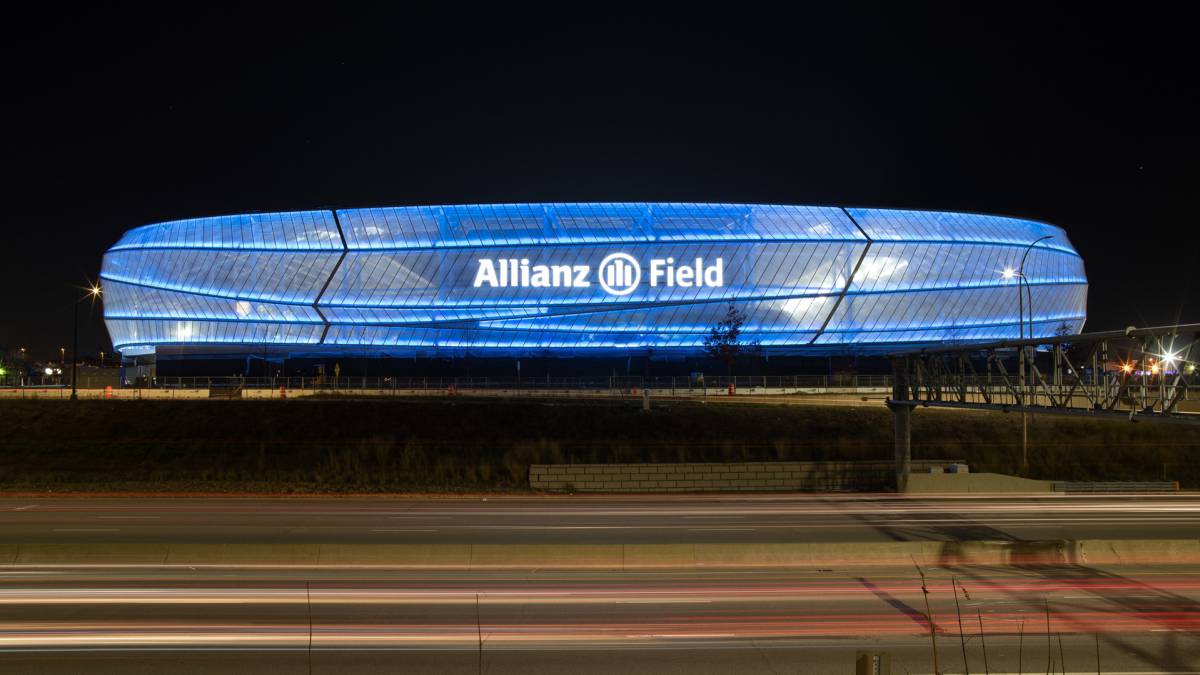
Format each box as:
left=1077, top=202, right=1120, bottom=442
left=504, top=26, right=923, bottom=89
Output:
left=888, top=402, right=912, bottom=493
left=889, top=358, right=912, bottom=493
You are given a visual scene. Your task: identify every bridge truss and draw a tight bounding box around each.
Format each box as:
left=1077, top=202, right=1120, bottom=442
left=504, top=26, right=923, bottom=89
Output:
left=885, top=323, right=1199, bottom=490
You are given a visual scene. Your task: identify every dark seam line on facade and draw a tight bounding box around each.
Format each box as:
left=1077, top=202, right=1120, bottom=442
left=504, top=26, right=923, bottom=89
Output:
left=809, top=209, right=873, bottom=344
left=332, top=209, right=349, bottom=249
left=314, top=209, right=348, bottom=343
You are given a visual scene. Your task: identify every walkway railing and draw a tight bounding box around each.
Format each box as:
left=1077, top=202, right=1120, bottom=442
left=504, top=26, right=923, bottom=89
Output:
left=151, top=374, right=894, bottom=392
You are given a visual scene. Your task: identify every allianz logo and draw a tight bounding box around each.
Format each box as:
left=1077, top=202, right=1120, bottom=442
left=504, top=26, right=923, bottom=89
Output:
left=472, top=254, right=725, bottom=296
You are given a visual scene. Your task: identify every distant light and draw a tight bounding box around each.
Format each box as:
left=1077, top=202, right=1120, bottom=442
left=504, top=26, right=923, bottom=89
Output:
left=1151, top=363, right=1160, bottom=375
left=1163, top=351, right=1179, bottom=368
left=1120, top=362, right=1134, bottom=374
left=89, top=284, right=102, bottom=297
left=43, top=367, right=53, bottom=376
left=1001, top=267, right=1017, bottom=280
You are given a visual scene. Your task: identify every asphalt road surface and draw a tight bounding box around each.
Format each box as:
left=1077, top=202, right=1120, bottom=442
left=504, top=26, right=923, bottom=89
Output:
left=3, top=495, right=1200, bottom=672
left=0, top=565, right=1197, bottom=673
left=0, top=494, right=1198, bottom=545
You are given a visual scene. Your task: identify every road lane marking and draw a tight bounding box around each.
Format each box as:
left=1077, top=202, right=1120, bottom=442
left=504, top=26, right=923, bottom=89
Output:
left=96, top=516, right=161, bottom=520
left=614, top=599, right=712, bottom=604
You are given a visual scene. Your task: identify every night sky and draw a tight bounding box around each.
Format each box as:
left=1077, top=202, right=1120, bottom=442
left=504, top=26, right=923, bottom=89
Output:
left=3, top=5, right=1197, bottom=360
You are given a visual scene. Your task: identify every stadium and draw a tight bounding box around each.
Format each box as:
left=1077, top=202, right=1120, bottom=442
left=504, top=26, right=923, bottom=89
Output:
left=100, top=203, right=1087, bottom=373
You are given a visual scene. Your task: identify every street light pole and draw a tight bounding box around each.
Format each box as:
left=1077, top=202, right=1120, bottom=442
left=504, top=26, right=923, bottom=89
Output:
left=1017, top=235, right=1051, bottom=340
left=70, top=282, right=103, bottom=402
left=1015, top=235, right=1052, bottom=476
left=70, top=300, right=79, bottom=400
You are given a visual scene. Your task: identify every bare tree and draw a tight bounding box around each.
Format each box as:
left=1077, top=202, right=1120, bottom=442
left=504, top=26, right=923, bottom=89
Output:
left=702, top=303, right=760, bottom=377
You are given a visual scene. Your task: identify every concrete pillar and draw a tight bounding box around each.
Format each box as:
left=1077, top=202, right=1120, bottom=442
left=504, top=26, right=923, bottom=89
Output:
left=889, top=357, right=912, bottom=493
left=889, top=402, right=912, bottom=493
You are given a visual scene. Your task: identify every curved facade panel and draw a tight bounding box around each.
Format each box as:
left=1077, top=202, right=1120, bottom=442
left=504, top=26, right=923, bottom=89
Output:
left=101, top=203, right=1088, bottom=356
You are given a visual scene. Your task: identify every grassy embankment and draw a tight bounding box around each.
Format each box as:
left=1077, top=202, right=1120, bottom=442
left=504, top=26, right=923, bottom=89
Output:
left=2, top=397, right=1197, bottom=492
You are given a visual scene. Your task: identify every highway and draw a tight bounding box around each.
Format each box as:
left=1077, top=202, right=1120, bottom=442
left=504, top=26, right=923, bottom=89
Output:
left=0, top=494, right=1198, bottom=545
left=2, top=494, right=1199, bottom=672
left=0, top=565, right=1197, bottom=673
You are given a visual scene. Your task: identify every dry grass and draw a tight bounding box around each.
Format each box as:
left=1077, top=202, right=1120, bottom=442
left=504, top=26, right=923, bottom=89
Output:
left=1, top=398, right=1196, bottom=491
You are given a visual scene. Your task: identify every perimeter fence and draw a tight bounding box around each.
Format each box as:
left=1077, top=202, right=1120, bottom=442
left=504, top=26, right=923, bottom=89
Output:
left=152, top=374, right=893, bottom=392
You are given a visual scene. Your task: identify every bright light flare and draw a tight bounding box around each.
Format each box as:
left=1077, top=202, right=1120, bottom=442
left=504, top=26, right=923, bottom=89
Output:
left=1001, top=267, right=1017, bottom=280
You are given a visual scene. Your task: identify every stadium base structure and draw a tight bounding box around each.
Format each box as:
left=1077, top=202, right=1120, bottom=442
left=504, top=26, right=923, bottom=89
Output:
left=101, top=202, right=1087, bottom=363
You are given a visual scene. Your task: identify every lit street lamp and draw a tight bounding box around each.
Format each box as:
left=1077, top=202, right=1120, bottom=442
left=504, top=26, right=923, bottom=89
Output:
left=1004, top=235, right=1053, bottom=477
left=70, top=283, right=103, bottom=401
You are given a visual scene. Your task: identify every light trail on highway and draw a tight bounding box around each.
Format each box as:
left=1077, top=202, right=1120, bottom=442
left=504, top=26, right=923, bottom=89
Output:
left=0, top=566, right=1197, bottom=672
left=2, top=494, right=1199, bottom=546
left=1, top=495, right=1198, bottom=671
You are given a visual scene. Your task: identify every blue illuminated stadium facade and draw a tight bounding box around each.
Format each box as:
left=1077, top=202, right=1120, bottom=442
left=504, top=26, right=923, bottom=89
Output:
left=100, top=203, right=1088, bottom=360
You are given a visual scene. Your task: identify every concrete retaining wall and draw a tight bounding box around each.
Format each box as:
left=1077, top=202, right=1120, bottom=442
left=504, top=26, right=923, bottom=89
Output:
left=530, top=460, right=961, bottom=492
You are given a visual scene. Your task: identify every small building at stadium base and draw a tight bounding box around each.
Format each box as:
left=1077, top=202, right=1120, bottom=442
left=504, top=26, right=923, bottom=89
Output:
left=100, top=202, right=1087, bottom=376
